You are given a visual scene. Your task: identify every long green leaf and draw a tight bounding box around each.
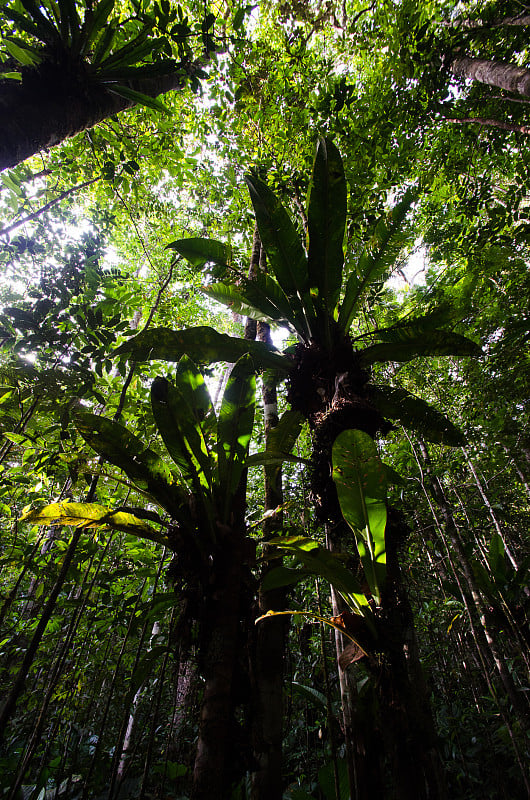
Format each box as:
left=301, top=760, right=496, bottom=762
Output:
left=245, top=272, right=309, bottom=337
left=106, top=85, right=170, bottom=115
left=114, top=326, right=291, bottom=371
left=307, top=137, right=346, bottom=314
left=368, top=385, right=465, bottom=445
left=292, top=681, right=328, bottom=712
left=217, top=354, right=255, bottom=520
left=19, top=0, right=61, bottom=43
left=245, top=174, right=312, bottom=339
left=3, top=7, right=44, bottom=41
left=168, top=237, right=234, bottom=273
left=338, top=190, right=415, bottom=333
left=74, top=410, right=186, bottom=517
left=266, top=410, right=304, bottom=455
left=20, top=502, right=168, bottom=545
left=201, top=283, right=275, bottom=323
left=151, top=370, right=212, bottom=489
left=260, top=565, right=311, bottom=591
left=79, top=0, right=115, bottom=55
left=268, top=535, right=370, bottom=613
left=3, top=38, right=41, bottom=65
left=359, top=331, right=481, bottom=365
left=332, top=430, right=387, bottom=604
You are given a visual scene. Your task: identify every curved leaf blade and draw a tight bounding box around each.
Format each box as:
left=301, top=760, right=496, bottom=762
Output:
left=114, top=326, right=290, bottom=371
left=368, top=385, right=465, bottom=446
left=332, top=430, right=387, bottom=604
left=307, top=137, right=346, bottom=313
left=268, top=535, right=369, bottom=612
left=338, top=190, right=415, bottom=333
left=245, top=175, right=312, bottom=339
left=168, top=237, right=234, bottom=275
left=359, top=331, right=482, bottom=366
left=74, top=410, right=185, bottom=517
left=20, top=502, right=168, bottom=545
left=217, top=354, right=256, bottom=519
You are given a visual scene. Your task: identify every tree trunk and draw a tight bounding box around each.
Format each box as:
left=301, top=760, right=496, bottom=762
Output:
left=251, top=315, right=286, bottom=800
left=191, top=529, right=247, bottom=800
left=0, top=59, right=203, bottom=171
left=450, top=56, right=530, bottom=97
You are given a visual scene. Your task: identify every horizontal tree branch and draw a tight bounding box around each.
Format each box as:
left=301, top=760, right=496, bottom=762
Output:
left=444, top=116, right=530, bottom=134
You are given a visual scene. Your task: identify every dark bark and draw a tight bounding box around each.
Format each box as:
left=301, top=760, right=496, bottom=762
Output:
left=0, top=58, right=203, bottom=171
left=191, top=529, right=247, bottom=800
left=450, top=56, right=530, bottom=97
left=251, top=315, right=286, bottom=800
left=288, top=336, right=446, bottom=799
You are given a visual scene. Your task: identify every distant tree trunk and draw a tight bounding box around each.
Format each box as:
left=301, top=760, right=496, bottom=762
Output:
left=416, top=440, right=530, bottom=733
left=0, top=59, right=203, bottom=171
left=450, top=56, right=530, bottom=97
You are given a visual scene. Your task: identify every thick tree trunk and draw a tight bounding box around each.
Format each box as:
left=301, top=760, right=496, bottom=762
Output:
left=450, top=56, right=530, bottom=97
left=0, top=59, right=203, bottom=171
left=191, top=530, right=246, bottom=800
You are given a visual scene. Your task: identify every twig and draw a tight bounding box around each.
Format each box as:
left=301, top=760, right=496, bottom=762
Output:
left=0, top=176, right=101, bottom=238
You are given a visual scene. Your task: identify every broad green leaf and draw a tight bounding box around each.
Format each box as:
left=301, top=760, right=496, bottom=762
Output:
left=307, top=137, right=346, bottom=313
left=338, top=190, right=415, bottom=333
left=168, top=237, right=233, bottom=272
left=359, top=331, right=481, bottom=365
left=20, top=502, right=168, bottom=545
left=74, top=410, right=186, bottom=517
left=368, top=385, right=465, bottom=446
left=79, top=0, right=115, bottom=54
left=205, top=275, right=308, bottom=338
left=151, top=371, right=212, bottom=490
left=373, top=306, right=458, bottom=340
left=332, top=430, right=387, bottom=604
left=488, top=533, right=508, bottom=583
left=217, top=355, right=255, bottom=519
left=106, top=85, right=170, bottom=115
left=382, top=462, right=407, bottom=486
left=202, top=283, right=274, bottom=322
left=268, top=535, right=369, bottom=613
left=318, top=758, right=349, bottom=800
left=3, top=38, right=41, bottom=65
left=292, top=681, right=328, bottom=711
left=114, top=326, right=290, bottom=371
left=245, top=174, right=312, bottom=338
left=266, top=410, right=304, bottom=456
left=245, top=272, right=309, bottom=337
left=261, top=565, right=310, bottom=591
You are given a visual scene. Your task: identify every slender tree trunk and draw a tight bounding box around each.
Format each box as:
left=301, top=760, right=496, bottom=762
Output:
left=0, top=526, right=83, bottom=741
left=461, top=447, right=518, bottom=568
left=0, top=59, right=204, bottom=171
left=450, top=56, right=530, bottom=97
left=417, top=440, right=530, bottom=732
left=251, top=314, right=286, bottom=800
